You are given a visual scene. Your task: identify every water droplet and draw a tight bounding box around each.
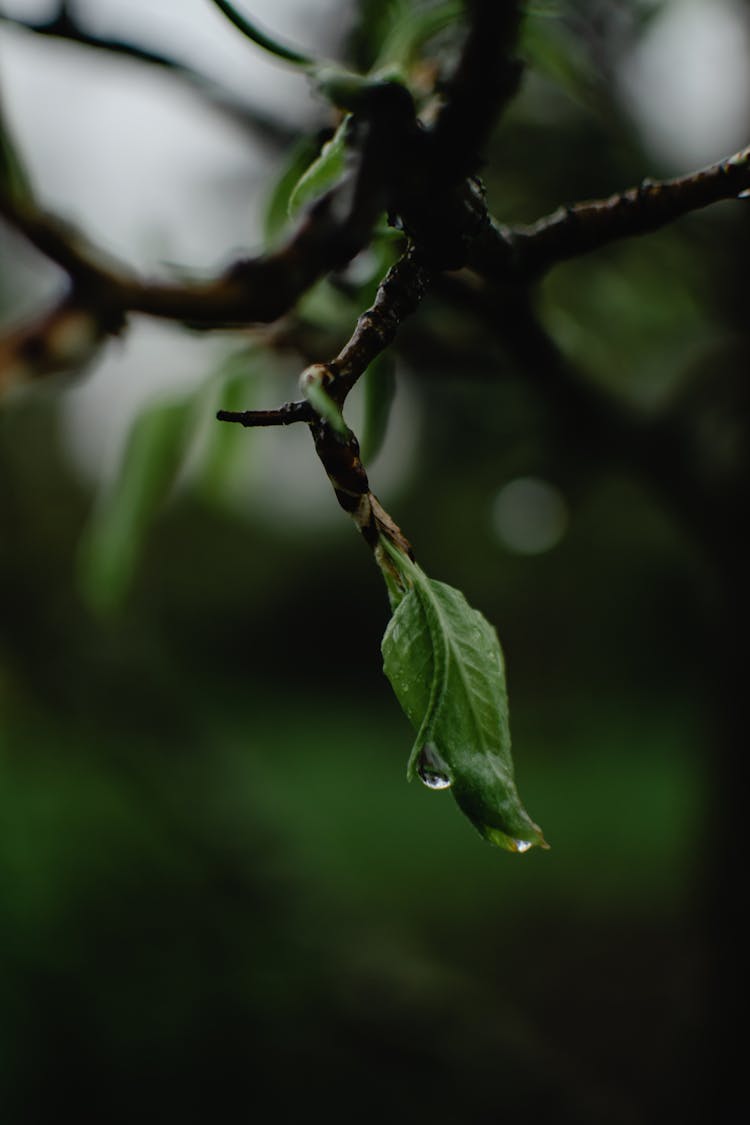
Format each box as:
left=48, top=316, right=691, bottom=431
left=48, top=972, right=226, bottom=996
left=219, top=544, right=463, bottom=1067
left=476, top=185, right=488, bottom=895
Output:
left=417, top=744, right=452, bottom=790
left=419, top=767, right=452, bottom=790
left=513, top=839, right=533, bottom=853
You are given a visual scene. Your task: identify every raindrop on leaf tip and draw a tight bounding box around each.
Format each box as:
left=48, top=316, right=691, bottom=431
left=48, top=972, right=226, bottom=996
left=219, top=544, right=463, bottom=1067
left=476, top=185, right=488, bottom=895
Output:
left=416, top=744, right=452, bottom=790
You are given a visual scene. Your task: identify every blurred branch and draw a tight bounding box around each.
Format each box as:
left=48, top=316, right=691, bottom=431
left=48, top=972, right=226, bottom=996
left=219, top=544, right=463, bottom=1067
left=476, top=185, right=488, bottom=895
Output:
left=0, top=4, right=297, bottom=145
left=0, top=81, right=427, bottom=398
left=207, top=0, right=314, bottom=67
left=0, top=192, right=121, bottom=291
left=469, top=145, right=750, bottom=282
left=430, top=0, right=524, bottom=182
left=0, top=137, right=387, bottom=336
left=0, top=291, right=123, bottom=394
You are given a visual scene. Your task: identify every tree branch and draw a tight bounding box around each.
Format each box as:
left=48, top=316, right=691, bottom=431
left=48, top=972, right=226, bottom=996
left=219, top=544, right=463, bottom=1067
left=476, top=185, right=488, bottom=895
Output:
left=430, top=0, right=524, bottom=182
left=468, top=145, right=750, bottom=283
left=217, top=247, right=429, bottom=558
left=0, top=291, right=123, bottom=394
left=0, top=158, right=385, bottom=336
left=0, top=75, right=426, bottom=352
left=216, top=245, right=429, bottom=421
left=326, top=246, right=432, bottom=402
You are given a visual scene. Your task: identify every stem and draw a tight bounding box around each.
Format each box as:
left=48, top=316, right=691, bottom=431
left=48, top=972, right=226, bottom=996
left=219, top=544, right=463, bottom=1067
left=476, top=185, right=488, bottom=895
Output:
left=208, top=0, right=315, bottom=67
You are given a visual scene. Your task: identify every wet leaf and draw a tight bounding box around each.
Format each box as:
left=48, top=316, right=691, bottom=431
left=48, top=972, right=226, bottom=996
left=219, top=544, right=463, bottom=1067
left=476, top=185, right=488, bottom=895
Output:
left=380, top=542, right=547, bottom=852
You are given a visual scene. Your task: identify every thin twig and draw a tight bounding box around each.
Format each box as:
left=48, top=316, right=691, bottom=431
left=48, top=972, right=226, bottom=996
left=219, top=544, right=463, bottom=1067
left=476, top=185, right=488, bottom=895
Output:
left=207, top=0, right=314, bottom=67
left=217, top=247, right=427, bottom=558
left=327, top=246, right=432, bottom=403
left=300, top=248, right=428, bottom=554
left=308, top=418, right=414, bottom=559
left=217, top=401, right=313, bottom=427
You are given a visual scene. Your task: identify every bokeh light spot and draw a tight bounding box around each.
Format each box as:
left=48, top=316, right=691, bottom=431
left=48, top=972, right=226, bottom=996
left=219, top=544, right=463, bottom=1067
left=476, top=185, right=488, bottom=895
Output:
left=491, top=477, right=568, bottom=555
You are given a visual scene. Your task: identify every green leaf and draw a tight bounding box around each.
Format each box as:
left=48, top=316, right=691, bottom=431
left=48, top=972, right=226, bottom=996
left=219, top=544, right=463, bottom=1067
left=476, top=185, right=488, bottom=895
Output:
left=380, top=542, right=547, bottom=853
left=195, top=348, right=264, bottom=503
left=0, top=107, right=32, bottom=204
left=373, top=0, right=461, bottom=73
left=263, top=135, right=323, bottom=243
left=300, top=365, right=348, bottom=437
left=287, top=117, right=349, bottom=218
left=520, top=7, right=596, bottom=105
left=78, top=395, right=196, bottom=615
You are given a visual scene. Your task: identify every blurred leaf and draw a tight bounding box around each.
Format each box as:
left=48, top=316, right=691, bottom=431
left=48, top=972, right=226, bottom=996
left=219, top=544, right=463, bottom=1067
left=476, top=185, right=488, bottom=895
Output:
left=296, top=277, right=357, bottom=333
left=288, top=117, right=349, bottom=218
left=359, top=352, right=396, bottom=463
left=264, top=135, right=324, bottom=243
left=381, top=542, right=547, bottom=852
left=78, top=395, right=197, bottom=614
left=0, top=108, right=32, bottom=204
left=195, top=348, right=266, bottom=505
left=350, top=0, right=408, bottom=70
left=373, top=0, right=461, bottom=72
left=521, top=8, right=595, bottom=104
left=541, top=233, right=713, bottom=402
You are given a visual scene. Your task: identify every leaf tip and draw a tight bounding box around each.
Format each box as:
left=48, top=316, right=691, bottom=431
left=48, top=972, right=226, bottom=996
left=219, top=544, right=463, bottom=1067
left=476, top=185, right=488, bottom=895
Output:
left=482, top=824, right=549, bottom=854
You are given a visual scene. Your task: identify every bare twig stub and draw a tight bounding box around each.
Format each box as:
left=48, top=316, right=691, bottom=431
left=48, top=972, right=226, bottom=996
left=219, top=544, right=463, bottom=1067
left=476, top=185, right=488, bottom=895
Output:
left=217, top=401, right=314, bottom=428
left=217, top=246, right=429, bottom=557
